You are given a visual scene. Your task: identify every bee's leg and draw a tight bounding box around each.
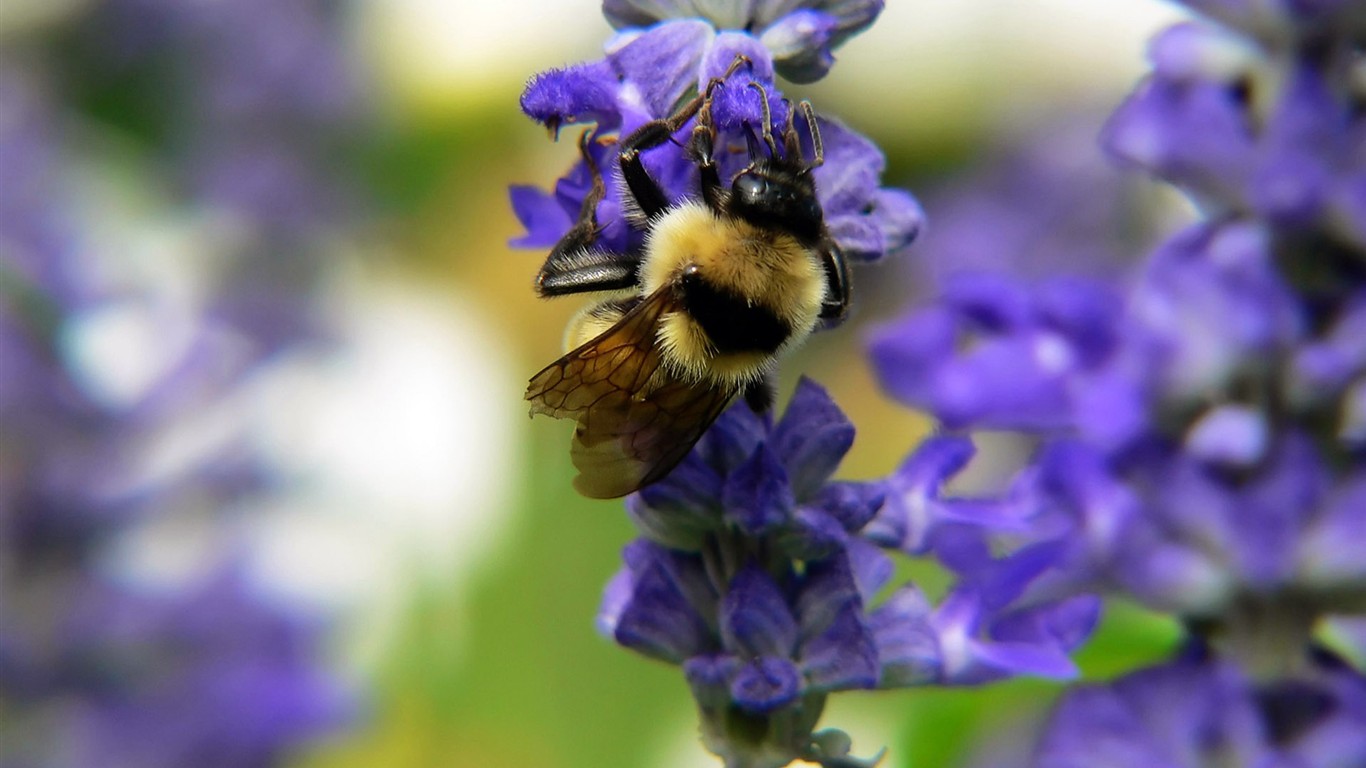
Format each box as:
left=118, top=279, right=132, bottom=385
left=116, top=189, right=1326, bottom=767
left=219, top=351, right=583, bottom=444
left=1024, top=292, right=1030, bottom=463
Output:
left=535, top=249, right=640, bottom=297
left=742, top=376, right=776, bottom=413
left=618, top=54, right=750, bottom=220
left=535, top=132, right=639, bottom=297
left=817, top=241, right=851, bottom=323
left=687, top=93, right=726, bottom=213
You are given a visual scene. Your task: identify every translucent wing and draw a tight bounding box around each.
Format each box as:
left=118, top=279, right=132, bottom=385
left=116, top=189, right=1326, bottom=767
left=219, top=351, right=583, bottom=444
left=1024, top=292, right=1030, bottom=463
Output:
left=527, top=289, right=737, bottom=499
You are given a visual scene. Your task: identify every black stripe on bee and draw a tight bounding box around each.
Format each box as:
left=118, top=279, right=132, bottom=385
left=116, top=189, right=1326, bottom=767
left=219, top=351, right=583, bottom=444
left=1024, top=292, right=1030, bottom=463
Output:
left=678, top=266, right=791, bottom=355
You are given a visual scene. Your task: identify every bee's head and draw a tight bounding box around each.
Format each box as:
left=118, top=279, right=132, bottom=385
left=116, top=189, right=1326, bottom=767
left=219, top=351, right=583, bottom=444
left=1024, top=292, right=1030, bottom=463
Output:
left=725, top=90, right=825, bottom=243
left=728, top=166, right=822, bottom=242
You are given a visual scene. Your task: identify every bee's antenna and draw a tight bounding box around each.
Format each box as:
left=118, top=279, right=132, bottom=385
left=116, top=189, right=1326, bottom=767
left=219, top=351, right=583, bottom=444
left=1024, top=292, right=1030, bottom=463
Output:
left=746, top=82, right=779, bottom=158
left=800, top=100, right=823, bottom=169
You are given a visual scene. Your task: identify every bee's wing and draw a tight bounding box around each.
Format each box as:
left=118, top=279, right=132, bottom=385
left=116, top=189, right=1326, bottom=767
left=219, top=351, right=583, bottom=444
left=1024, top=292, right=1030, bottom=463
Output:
left=527, top=289, right=736, bottom=499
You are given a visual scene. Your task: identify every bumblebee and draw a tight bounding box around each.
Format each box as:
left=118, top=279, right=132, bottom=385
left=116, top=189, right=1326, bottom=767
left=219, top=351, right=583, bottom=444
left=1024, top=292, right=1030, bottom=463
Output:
left=527, top=57, right=850, bottom=499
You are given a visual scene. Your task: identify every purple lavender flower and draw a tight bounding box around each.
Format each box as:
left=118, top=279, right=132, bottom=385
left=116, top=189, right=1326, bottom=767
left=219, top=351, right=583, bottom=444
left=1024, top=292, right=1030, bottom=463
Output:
left=511, top=1, right=919, bottom=264
left=601, top=0, right=885, bottom=83
left=871, top=4, right=1366, bottom=765
left=599, top=382, right=1095, bottom=766
left=1104, top=20, right=1366, bottom=249
left=63, top=0, right=370, bottom=352
left=595, top=383, right=888, bottom=767
left=622, top=378, right=876, bottom=553
left=911, top=116, right=1171, bottom=288
left=870, top=271, right=1126, bottom=433
left=1028, top=652, right=1366, bottom=768
left=0, top=572, right=350, bottom=768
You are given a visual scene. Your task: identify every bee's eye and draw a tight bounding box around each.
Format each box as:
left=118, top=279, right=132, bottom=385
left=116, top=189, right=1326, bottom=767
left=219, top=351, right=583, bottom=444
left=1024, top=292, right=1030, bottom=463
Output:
left=734, top=173, right=767, bottom=201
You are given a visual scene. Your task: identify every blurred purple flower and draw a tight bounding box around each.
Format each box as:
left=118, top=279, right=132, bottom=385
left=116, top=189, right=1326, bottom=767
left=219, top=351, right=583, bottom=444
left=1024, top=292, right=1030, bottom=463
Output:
left=1, top=0, right=373, bottom=763
left=1105, top=21, right=1366, bottom=248
left=870, top=271, right=1126, bottom=432
left=1029, top=654, right=1366, bottom=768
left=0, top=572, right=351, bottom=768
left=912, top=116, right=1172, bottom=288
left=602, top=0, right=885, bottom=83
left=1172, top=0, right=1366, bottom=42
left=868, top=6, right=1366, bottom=765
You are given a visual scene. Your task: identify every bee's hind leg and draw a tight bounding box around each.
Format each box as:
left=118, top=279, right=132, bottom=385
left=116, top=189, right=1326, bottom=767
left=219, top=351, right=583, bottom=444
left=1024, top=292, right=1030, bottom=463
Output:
left=535, top=131, right=639, bottom=297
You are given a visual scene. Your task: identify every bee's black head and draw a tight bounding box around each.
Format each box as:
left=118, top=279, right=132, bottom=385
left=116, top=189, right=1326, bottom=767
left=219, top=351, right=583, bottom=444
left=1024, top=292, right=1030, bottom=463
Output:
left=728, top=164, right=823, bottom=243
left=724, top=95, right=826, bottom=243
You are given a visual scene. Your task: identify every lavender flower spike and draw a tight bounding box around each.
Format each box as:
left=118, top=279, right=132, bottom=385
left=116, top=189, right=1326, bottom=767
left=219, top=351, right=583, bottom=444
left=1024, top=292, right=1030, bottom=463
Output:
left=869, top=3, right=1366, bottom=766
left=600, top=381, right=1095, bottom=766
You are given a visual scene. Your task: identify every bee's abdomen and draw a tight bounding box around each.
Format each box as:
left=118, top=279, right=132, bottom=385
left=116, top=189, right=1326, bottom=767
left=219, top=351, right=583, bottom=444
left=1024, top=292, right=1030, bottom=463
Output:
left=678, top=266, right=790, bottom=354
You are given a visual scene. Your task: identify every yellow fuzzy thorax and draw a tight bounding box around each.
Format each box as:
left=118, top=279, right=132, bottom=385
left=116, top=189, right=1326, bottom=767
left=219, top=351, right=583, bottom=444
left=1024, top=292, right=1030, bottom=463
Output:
left=642, top=201, right=827, bottom=387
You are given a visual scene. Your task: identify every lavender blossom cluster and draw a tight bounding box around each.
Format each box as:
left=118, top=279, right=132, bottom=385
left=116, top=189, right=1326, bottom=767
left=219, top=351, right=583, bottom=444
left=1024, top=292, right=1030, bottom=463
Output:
left=512, top=3, right=1107, bottom=765
left=870, top=2, right=1366, bottom=765
left=1, top=2, right=367, bottom=765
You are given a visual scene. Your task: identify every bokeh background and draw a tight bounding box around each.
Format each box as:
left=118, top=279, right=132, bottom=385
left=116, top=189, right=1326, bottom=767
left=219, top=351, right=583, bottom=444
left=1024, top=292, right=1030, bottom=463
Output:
left=1, top=1, right=1198, bottom=766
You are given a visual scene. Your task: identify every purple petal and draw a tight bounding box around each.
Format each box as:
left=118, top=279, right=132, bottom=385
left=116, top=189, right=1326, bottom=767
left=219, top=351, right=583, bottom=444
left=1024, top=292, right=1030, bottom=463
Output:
left=795, top=552, right=864, bottom=637
left=892, top=435, right=974, bottom=491
left=684, top=653, right=744, bottom=708
left=942, top=271, right=1035, bottom=331
left=868, top=305, right=958, bottom=413
left=1034, top=276, right=1125, bottom=365
left=761, top=10, right=839, bottom=83
left=611, top=547, right=716, bottom=663
left=702, top=33, right=784, bottom=131
left=1252, top=62, right=1342, bottom=227
left=781, top=507, right=851, bottom=560
left=965, top=637, right=1079, bottom=681
left=1037, top=440, right=1142, bottom=571
left=1033, top=661, right=1269, bottom=766
left=863, top=436, right=975, bottom=554
left=769, top=377, right=854, bottom=498
left=846, top=537, right=895, bottom=599
left=1032, top=682, right=1186, bottom=766
left=698, top=400, right=768, bottom=472
left=1289, top=293, right=1366, bottom=398
left=1183, top=404, right=1268, bottom=466
left=1147, top=21, right=1254, bottom=81
left=1298, top=474, right=1366, bottom=586
left=596, top=566, right=636, bottom=638
left=722, top=444, right=795, bottom=535
left=630, top=453, right=724, bottom=549
left=988, top=595, right=1102, bottom=660
left=813, top=117, right=922, bottom=261
left=806, top=481, right=884, bottom=534
left=508, top=185, right=573, bottom=248
left=607, top=20, right=713, bottom=119
left=519, top=60, right=621, bottom=131
left=721, top=565, right=798, bottom=658
left=799, top=604, right=879, bottom=692
left=1132, top=222, right=1302, bottom=401
left=866, top=585, right=939, bottom=687
left=1103, top=73, right=1253, bottom=205
left=730, top=656, right=803, bottom=713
